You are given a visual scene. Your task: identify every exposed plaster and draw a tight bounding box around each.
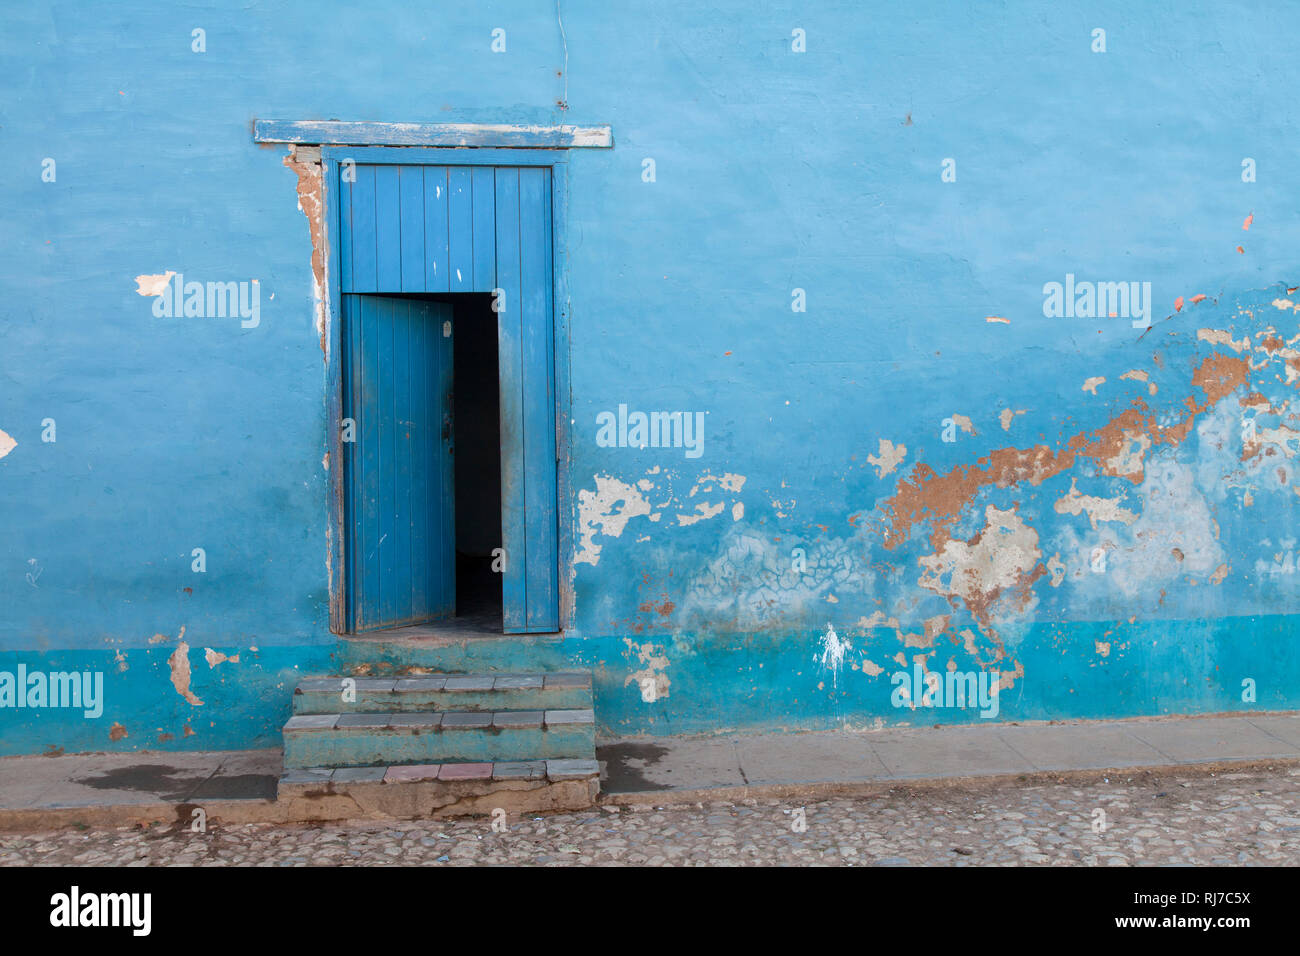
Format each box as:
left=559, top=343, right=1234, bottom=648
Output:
left=867, top=439, right=907, bottom=477
left=204, top=648, right=240, bottom=668
left=282, top=147, right=326, bottom=354
left=623, top=638, right=671, bottom=700
left=1054, top=478, right=1138, bottom=529
left=133, top=272, right=175, bottom=296
left=167, top=641, right=204, bottom=707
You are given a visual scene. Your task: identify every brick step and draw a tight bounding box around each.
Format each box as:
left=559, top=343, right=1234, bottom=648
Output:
left=278, top=759, right=600, bottom=818
left=292, top=671, right=592, bottom=715
left=282, top=708, right=595, bottom=769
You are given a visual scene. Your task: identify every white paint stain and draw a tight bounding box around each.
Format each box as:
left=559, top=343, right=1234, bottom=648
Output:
left=815, top=623, right=851, bottom=689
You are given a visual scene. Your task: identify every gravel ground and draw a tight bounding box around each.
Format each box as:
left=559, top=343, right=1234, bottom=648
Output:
left=4, top=766, right=1300, bottom=866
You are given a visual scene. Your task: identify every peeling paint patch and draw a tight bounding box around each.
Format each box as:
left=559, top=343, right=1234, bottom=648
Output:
left=0, top=429, right=15, bottom=460
left=693, top=472, right=746, bottom=495
left=867, top=439, right=907, bottom=478
left=1246, top=423, right=1300, bottom=460
left=575, top=476, right=653, bottom=566
left=204, top=648, right=240, bottom=668
left=677, top=501, right=726, bottom=526
left=622, top=638, right=671, bottom=701
left=1197, top=329, right=1251, bottom=353
left=108, top=722, right=128, bottom=742
left=999, top=409, right=1025, bottom=431
left=918, top=504, right=1042, bottom=627
left=1046, top=553, right=1066, bottom=587
left=133, top=271, right=176, bottom=296
left=951, top=414, right=976, bottom=436
left=282, top=147, right=327, bottom=353
left=167, top=641, right=204, bottom=706
left=1082, top=376, right=1106, bottom=395
left=1054, top=478, right=1138, bottom=529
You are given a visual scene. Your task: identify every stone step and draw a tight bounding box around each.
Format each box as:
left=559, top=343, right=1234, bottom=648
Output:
left=278, top=759, right=601, bottom=818
left=292, top=671, right=592, bottom=716
left=281, top=708, right=596, bottom=769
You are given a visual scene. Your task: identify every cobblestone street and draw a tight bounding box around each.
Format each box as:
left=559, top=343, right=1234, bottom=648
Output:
left=5, top=766, right=1299, bottom=866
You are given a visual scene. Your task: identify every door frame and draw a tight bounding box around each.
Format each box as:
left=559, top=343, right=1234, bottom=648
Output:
left=320, top=146, right=573, bottom=635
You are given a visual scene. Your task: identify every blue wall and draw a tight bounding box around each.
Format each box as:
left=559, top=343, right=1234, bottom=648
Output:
left=2, top=0, right=1299, bottom=754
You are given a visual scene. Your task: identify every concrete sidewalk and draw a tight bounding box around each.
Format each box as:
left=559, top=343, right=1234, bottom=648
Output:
left=2, top=712, right=1299, bottom=827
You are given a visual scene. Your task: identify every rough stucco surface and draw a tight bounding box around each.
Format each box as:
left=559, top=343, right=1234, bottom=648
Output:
left=2, top=1, right=1300, bottom=753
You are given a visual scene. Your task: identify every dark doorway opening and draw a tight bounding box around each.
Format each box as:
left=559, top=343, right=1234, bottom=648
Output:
left=442, top=293, right=503, bottom=631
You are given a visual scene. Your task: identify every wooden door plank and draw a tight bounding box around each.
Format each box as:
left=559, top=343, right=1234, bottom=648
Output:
left=374, top=165, right=402, bottom=290
left=519, top=167, right=560, bottom=631
left=350, top=165, right=378, bottom=292
left=448, top=167, right=474, bottom=292
left=424, top=167, right=450, bottom=292
left=391, top=299, right=414, bottom=621
left=493, top=167, right=527, bottom=632
left=398, top=166, right=426, bottom=292
left=378, top=296, right=398, bottom=625
left=471, top=166, right=497, bottom=291
left=357, top=295, right=381, bottom=627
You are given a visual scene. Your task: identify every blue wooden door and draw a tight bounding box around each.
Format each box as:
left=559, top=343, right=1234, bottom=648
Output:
left=343, top=294, right=455, bottom=631
left=339, top=161, right=559, bottom=634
